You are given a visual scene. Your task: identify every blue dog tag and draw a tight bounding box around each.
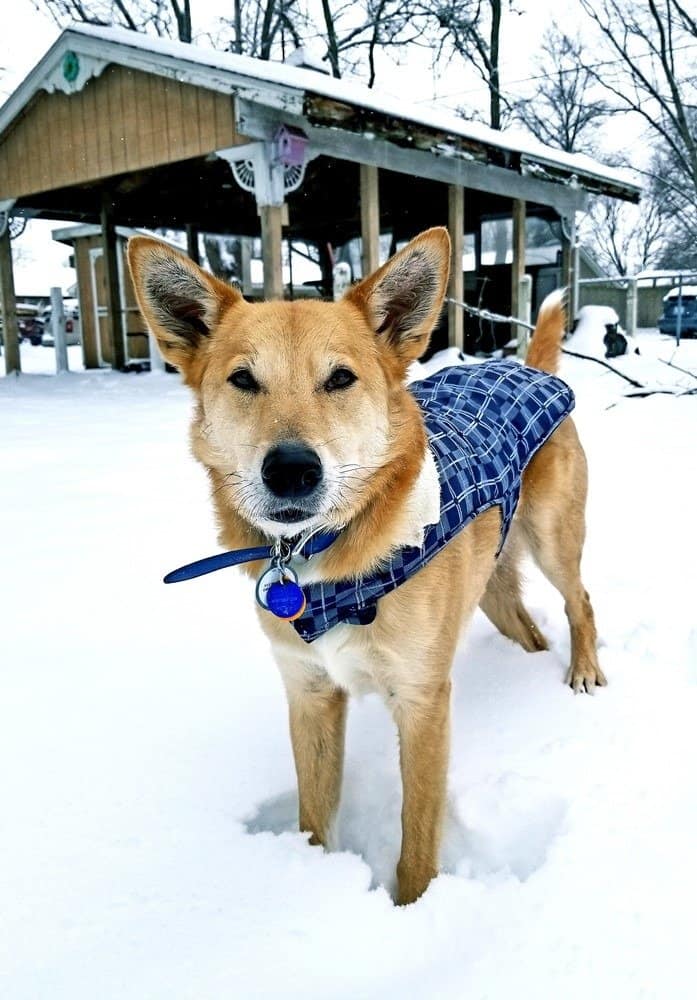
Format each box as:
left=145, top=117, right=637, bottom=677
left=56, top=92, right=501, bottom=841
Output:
left=266, top=579, right=306, bottom=621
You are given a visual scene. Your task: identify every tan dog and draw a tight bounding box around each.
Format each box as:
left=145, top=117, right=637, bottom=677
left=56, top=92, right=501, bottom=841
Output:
left=128, top=229, right=606, bottom=906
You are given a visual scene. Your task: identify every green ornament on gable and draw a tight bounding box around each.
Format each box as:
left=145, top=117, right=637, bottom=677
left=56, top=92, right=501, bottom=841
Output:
left=62, top=51, right=80, bottom=84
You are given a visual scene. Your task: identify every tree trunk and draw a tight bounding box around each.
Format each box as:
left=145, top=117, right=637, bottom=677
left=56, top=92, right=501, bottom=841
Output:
left=489, top=0, right=502, bottom=129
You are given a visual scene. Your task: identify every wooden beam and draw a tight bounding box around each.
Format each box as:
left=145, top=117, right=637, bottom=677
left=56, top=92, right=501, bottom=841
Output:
left=100, top=194, right=126, bottom=370
left=511, top=198, right=526, bottom=329
left=237, top=101, right=590, bottom=216
left=447, top=185, right=464, bottom=352
left=360, top=163, right=380, bottom=278
left=0, top=226, right=20, bottom=374
left=260, top=204, right=283, bottom=300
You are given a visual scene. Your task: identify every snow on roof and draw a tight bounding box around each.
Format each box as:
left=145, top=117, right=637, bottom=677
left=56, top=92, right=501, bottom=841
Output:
left=0, top=23, right=640, bottom=200
left=664, top=285, right=697, bottom=299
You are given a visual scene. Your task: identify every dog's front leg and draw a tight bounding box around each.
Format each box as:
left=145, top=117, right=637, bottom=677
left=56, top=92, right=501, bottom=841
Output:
left=392, top=681, right=451, bottom=905
left=287, top=682, right=348, bottom=847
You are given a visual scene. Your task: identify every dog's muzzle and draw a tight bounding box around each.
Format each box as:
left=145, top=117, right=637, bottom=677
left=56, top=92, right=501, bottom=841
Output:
left=261, top=442, right=323, bottom=523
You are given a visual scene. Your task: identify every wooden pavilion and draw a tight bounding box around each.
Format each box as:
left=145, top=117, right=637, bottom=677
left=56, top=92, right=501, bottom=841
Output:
left=0, top=24, right=641, bottom=373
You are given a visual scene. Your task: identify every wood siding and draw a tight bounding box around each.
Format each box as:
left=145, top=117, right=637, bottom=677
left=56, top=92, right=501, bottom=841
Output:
left=0, top=66, right=244, bottom=200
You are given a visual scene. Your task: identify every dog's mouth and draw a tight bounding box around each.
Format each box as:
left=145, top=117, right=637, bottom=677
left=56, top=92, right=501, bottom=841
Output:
left=267, top=506, right=312, bottom=524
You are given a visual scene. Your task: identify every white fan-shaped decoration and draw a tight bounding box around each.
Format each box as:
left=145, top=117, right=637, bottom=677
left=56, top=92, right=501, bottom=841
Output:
left=231, top=159, right=257, bottom=193
left=231, top=158, right=307, bottom=197
left=9, top=216, right=27, bottom=239
left=0, top=212, right=27, bottom=239
left=282, top=163, right=306, bottom=194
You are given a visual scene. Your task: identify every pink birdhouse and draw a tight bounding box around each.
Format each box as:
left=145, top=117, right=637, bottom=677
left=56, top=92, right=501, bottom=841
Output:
left=272, top=124, right=308, bottom=167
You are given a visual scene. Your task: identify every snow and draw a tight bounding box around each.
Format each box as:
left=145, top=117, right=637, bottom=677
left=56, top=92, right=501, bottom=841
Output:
left=2, top=332, right=697, bottom=998
left=664, top=286, right=697, bottom=300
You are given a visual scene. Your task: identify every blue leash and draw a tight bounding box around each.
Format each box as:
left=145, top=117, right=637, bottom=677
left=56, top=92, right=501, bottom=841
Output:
left=163, top=530, right=339, bottom=584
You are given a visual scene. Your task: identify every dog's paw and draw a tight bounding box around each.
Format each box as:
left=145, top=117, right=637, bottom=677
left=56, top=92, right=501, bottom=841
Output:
left=565, top=660, right=607, bottom=694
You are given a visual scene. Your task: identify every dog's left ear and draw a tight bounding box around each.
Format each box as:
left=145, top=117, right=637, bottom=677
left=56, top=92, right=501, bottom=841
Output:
left=345, top=227, right=450, bottom=362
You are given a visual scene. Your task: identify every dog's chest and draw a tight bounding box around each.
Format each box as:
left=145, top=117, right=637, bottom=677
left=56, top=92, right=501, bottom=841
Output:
left=309, top=624, right=382, bottom=696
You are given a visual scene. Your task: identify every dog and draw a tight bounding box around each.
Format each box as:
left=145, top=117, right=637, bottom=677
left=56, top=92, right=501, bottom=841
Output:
left=128, top=228, right=606, bottom=906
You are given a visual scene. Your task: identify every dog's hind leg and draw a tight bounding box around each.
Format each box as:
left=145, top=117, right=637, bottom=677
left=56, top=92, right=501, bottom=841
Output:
left=480, top=530, right=549, bottom=652
left=520, top=424, right=607, bottom=693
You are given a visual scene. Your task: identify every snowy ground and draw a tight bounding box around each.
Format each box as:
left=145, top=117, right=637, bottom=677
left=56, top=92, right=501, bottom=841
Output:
left=2, top=332, right=696, bottom=999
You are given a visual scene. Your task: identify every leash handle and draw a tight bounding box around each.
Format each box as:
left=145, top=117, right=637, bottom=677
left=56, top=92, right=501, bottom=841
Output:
left=164, top=545, right=271, bottom=584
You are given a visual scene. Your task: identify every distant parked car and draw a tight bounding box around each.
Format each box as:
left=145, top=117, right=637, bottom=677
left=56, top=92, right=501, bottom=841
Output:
left=658, top=286, right=697, bottom=338
left=19, top=316, right=44, bottom=345
left=0, top=303, right=44, bottom=346
left=41, top=298, right=81, bottom=346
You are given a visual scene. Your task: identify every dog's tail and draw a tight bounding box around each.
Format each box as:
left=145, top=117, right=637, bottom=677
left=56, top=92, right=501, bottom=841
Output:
left=525, top=290, right=566, bottom=374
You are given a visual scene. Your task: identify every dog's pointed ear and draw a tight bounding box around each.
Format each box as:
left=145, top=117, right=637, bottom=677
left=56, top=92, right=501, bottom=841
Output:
left=345, top=228, right=451, bottom=362
left=127, top=236, right=242, bottom=372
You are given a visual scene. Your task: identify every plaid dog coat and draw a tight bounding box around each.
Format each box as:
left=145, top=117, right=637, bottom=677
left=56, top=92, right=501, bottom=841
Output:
left=292, top=360, right=574, bottom=643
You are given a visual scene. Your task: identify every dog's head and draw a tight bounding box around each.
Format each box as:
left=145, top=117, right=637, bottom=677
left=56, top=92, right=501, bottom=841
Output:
left=128, top=229, right=450, bottom=539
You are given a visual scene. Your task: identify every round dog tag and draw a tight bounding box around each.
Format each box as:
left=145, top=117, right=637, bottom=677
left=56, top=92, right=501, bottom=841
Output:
left=266, top=579, right=307, bottom=621
left=256, top=565, right=306, bottom=621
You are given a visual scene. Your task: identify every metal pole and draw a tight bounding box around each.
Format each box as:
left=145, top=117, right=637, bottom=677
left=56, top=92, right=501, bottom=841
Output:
left=516, top=274, right=532, bottom=360
left=50, top=286, right=69, bottom=374
left=676, top=274, right=683, bottom=347
left=570, top=241, right=580, bottom=325
left=626, top=278, right=638, bottom=338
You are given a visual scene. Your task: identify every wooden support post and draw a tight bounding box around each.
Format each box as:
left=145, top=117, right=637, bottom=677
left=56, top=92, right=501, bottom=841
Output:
left=185, top=224, right=201, bottom=264
left=360, top=163, right=380, bottom=278
left=560, top=214, right=578, bottom=333
left=100, top=194, right=126, bottom=371
left=447, top=185, right=465, bottom=351
left=260, top=204, right=284, bottom=300
left=0, top=226, right=20, bottom=374
left=511, top=199, right=526, bottom=323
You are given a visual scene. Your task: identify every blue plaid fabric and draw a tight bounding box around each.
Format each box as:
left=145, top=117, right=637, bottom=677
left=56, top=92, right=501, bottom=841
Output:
left=292, top=360, right=574, bottom=643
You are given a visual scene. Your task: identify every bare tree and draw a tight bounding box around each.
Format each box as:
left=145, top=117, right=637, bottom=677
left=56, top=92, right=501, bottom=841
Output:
left=222, top=0, right=307, bottom=60
left=580, top=193, right=666, bottom=276
left=33, top=0, right=192, bottom=41
left=316, top=1, right=425, bottom=86
left=579, top=1, right=697, bottom=258
left=511, top=23, right=611, bottom=154
left=421, top=0, right=514, bottom=129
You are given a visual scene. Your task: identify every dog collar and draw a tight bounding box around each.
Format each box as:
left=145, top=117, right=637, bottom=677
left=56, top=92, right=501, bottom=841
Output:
left=164, top=529, right=340, bottom=620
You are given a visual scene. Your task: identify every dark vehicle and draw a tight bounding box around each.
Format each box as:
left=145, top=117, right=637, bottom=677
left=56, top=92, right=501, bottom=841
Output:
left=41, top=299, right=81, bottom=346
left=19, top=316, right=44, bottom=345
left=0, top=304, right=44, bottom=346
left=658, top=286, right=697, bottom=338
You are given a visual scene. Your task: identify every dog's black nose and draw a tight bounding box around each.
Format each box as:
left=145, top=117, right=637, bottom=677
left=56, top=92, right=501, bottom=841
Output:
left=261, top=443, right=323, bottom=499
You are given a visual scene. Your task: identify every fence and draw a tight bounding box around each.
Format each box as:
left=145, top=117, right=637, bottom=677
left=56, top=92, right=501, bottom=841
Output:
left=577, top=271, right=697, bottom=334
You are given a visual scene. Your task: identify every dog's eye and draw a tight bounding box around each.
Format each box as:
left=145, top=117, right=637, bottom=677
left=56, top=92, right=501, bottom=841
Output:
left=228, top=368, right=260, bottom=393
left=325, top=368, right=357, bottom=392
